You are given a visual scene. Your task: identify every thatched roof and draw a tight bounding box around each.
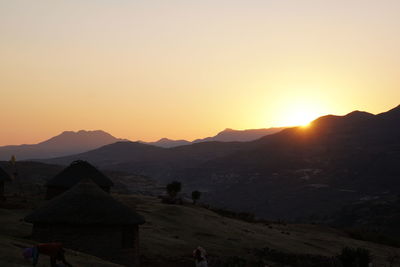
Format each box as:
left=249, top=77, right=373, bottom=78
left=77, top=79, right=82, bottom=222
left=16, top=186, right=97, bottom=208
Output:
left=0, top=167, right=11, bottom=182
left=46, top=160, right=113, bottom=188
left=25, top=179, right=145, bottom=225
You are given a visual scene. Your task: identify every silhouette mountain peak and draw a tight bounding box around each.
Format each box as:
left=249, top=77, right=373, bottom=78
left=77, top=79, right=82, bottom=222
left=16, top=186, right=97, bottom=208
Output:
left=158, top=138, right=172, bottom=142
left=223, top=128, right=234, bottom=132
left=0, top=130, right=124, bottom=160
left=344, top=110, right=374, bottom=119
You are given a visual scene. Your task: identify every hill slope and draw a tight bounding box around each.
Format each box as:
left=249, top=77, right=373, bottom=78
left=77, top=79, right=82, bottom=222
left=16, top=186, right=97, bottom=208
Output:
left=36, top=105, right=400, bottom=226
left=193, top=106, right=400, bottom=221
left=2, top=194, right=399, bottom=266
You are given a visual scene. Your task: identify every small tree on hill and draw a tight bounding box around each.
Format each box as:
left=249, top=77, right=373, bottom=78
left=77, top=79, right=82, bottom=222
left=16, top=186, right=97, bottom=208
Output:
left=166, top=181, right=182, bottom=199
left=191, top=190, right=201, bottom=204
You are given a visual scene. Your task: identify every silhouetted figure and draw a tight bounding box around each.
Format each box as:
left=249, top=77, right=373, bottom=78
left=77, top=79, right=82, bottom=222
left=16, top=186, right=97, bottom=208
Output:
left=23, top=242, right=72, bottom=267
left=193, top=246, right=208, bottom=267
left=0, top=166, right=11, bottom=201
left=192, top=190, right=201, bottom=204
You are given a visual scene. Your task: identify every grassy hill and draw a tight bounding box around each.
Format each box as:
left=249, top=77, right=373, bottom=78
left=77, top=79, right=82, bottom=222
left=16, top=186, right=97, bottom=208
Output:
left=123, top=194, right=400, bottom=266
left=2, top=193, right=400, bottom=266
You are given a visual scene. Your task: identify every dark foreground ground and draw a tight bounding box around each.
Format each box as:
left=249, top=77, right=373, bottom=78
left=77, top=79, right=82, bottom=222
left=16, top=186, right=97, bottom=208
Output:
left=1, top=193, right=400, bottom=267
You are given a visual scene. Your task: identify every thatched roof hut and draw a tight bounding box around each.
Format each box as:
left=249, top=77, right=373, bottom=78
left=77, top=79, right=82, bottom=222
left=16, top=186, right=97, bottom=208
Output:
left=25, top=178, right=145, bottom=266
left=0, top=167, right=11, bottom=200
left=45, top=160, right=113, bottom=199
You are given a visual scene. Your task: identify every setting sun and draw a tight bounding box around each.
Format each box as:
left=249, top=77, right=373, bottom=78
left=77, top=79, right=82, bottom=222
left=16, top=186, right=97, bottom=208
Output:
left=282, top=108, right=317, bottom=127
left=271, top=99, right=326, bottom=127
left=0, top=1, right=399, bottom=145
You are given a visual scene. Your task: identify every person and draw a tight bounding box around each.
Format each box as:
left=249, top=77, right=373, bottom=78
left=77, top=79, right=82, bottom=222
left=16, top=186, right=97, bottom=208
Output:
left=193, top=246, right=208, bottom=267
left=23, top=242, right=72, bottom=267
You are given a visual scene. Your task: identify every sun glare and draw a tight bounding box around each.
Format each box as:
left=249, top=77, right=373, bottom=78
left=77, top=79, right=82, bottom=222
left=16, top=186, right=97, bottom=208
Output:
left=278, top=104, right=321, bottom=127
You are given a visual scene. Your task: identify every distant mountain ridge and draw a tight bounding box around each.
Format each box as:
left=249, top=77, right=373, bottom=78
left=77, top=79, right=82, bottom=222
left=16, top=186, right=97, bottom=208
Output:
left=144, top=127, right=285, bottom=148
left=0, top=130, right=125, bottom=160
left=144, top=138, right=191, bottom=148
left=0, top=127, right=285, bottom=159
left=193, top=127, right=285, bottom=143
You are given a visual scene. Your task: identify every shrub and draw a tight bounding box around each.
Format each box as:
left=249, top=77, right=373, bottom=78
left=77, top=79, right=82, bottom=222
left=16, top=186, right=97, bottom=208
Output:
left=191, top=190, right=201, bottom=204
left=338, top=247, right=372, bottom=267
left=166, top=181, right=182, bottom=198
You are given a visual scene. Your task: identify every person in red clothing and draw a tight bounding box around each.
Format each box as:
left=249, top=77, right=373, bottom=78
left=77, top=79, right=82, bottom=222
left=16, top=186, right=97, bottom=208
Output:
left=23, top=242, right=72, bottom=267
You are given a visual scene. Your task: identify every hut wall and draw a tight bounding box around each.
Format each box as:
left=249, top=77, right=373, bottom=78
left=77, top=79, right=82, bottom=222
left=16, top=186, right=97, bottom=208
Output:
left=32, top=223, right=139, bottom=266
left=122, top=225, right=140, bottom=266
left=0, top=182, right=4, bottom=200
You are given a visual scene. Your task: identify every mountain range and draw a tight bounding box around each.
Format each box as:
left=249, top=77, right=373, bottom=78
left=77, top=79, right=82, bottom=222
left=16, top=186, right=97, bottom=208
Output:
left=142, top=127, right=284, bottom=148
left=0, top=130, right=125, bottom=161
left=39, top=104, right=400, bottom=225
left=0, top=127, right=285, bottom=160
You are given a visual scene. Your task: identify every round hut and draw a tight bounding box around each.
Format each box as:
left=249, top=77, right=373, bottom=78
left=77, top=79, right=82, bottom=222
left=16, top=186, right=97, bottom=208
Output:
left=0, top=166, right=11, bottom=201
left=45, top=160, right=113, bottom=199
left=25, top=179, right=145, bottom=267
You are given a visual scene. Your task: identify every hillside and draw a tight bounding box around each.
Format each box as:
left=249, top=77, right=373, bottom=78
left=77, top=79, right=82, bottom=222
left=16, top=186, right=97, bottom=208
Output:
left=1, top=194, right=400, bottom=266
left=42, top=140, right=248, bottom=176
left=125, top=195, right=400, bottom=266
left=0, top=161, right=163, bottom=197
left=36, top=105, right=400, bottom=227
left=196, top=105, right=400, bottom=220
left=0, top=130, right=125, bottom=160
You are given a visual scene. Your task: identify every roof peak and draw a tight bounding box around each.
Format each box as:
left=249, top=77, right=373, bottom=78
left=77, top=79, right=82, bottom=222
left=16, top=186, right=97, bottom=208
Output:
left=46, top=160, right=113, bottom=188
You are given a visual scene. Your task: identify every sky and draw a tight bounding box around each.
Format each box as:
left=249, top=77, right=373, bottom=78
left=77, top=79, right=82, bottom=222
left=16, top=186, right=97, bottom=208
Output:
left=1, top=0, right=400, bottom=145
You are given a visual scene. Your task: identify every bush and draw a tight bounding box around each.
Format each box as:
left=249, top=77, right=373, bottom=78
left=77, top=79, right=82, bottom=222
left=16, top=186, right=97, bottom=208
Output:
left=166, top=181, right=182, bottom=198
left=338, top=247, right=372, bottom=267
left=191, top=190, right=201, bottom=204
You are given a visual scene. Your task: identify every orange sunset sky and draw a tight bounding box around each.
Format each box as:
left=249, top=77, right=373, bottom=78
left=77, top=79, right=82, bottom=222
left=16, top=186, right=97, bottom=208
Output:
left=1, top=1, right=400, bottom=146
